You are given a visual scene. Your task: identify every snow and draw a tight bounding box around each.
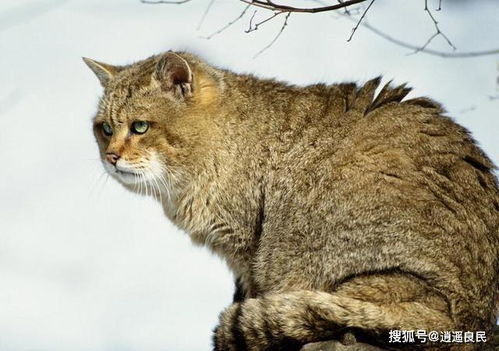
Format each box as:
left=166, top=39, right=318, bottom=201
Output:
left=0, top=0, right=497, bottom=350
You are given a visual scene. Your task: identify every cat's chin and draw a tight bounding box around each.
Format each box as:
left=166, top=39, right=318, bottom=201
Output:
left=103, top=163, right=140, bottom=185
left=114, top=170, right=140, bottom=185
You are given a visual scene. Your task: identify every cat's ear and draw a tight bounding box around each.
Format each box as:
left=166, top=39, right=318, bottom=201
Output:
left=82, top=57, right=120, bottom=87
left=154, top=52, right=193, bottom=99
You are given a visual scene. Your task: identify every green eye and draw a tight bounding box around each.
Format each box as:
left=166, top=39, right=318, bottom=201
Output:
left=131, top=121, right=149, bottom=134
left=102, top=122, right=113, bottom=136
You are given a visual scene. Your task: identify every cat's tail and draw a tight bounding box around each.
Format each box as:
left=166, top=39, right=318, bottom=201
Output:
left=213, top=290, right=455, bottom=351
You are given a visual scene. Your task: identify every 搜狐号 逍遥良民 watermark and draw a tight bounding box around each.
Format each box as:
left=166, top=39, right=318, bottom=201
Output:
left=388, top=330, right=487, bottom=344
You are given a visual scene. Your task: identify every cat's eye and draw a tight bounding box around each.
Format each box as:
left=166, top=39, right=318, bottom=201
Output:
left=102, top=122, right=113, bottom=136
left=131, top=121, right=149, bottom=134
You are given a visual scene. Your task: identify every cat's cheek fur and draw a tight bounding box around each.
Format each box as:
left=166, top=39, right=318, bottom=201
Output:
left=103, top=151, right=172, bottom=197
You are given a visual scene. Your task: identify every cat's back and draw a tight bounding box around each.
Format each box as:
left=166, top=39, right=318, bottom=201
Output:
left=274, top=79, right=498, bottom=224
left=330, top=80, right=498, bottom=232
left=262, top=79, right=498, bottom=327
left=284, top=79, right=498, bottom=234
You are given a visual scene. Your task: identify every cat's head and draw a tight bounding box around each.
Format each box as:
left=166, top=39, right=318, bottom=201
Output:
left=84, top=52, right=222, bottom=198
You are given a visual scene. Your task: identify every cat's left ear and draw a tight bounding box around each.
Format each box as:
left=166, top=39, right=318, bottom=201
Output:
left=154, top=52, right=193, bottom=99
left=82, top=57, right=120, bottom=87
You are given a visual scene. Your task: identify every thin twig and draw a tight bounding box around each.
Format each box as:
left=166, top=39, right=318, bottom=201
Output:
left=413, top=32, right=439, bottom=54
left=347, top=0, right=375, bottom=42
left=314, top=0, right=499, bottom=58
left=246, top=11, right=283, bottom=33
left=145, top=0, right=499, bottom=59
left=239, top=0, right=368, bottom=13
left=200, top=3, right=251, bottom=39
left=437, top=0, right=442, bottom=11
left=253, top=12, right=291, bottom=58
left=414, top=0, right=456, bottom=53
left=349, top=18, right=499, bottom=58
left=337, top=0, right=351, bottom=15
left=197, top=0, right=216, bottom=30
left=322, top=0, right=498, bottom=58
left=248, top=10, right=257, bottom=31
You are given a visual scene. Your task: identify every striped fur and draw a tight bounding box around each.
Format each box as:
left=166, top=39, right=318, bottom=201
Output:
left=214, top=289, right=456, bottom=351
left=85, top=51, right=499, bottom=351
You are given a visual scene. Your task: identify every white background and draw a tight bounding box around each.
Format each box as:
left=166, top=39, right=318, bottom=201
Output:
left=0, top=0, right=498, bottom=350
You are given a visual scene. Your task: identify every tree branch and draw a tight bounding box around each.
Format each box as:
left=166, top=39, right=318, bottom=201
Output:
left=200, top=3, right=251, bottom=39
left=253, top=12, right=290, bottom=58
left=347, top=0, right=375, bottom=42
left=197, top=0, right=216, bottom=30
left=246, top=10, right=283, bottom=33
left=351, top=19, right=499, bottom=58
left=142, top=0, right=499, bottom=58
left=238, top=0, right=368, bottom=13
left=415, top=0, right=456, bottom=54
left=317, top=0, right=499, bottom=58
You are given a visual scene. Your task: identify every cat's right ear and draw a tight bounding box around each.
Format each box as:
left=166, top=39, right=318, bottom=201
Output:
left=82, top=57, right=120, bottom=87
left=154, top=52, right=193, bottom=99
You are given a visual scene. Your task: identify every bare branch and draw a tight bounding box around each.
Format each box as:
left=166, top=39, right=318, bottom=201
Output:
left=357, top=20, right=499, bottom=58
left=414, top=32, right=439, bottom=54
left=414, top=0, right=456, bottom=53
left=337, top=0, right=352, bottom=15
left=246, top=11, right=283, bottom=33
left=319, top=0, right=499, bottom=59
left=239, top=0, right=368, bottom=14
left=200, top=3, right=251, bottom=39
left=197, top=0, right=216, bottom=30
left=253, top=12, right=291, bottom=58
left=248, top=10, right=257, bottom=31
left=143, top=0, right=499, bottom=59
left=347, top=0, right=376, bottom=42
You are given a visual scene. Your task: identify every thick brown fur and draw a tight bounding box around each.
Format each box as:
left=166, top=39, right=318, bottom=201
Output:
left=85, top=51, right=499, bottom=351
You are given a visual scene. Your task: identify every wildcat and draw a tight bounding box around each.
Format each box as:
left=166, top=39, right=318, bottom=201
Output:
left=84, top=51, right=498, bottom=351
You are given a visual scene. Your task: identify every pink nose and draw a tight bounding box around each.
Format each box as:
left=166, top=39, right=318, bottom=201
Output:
left=105, top=152, right=120, bottom=165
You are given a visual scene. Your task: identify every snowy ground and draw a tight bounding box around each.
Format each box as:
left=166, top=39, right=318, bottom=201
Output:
left=0, top=0, right=498, bottom=350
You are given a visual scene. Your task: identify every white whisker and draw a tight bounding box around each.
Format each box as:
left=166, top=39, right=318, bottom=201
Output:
left=133, top=173, right=140, bottom=193
left=151, top=176, right=163, bottom=203
left=145, top=173, right=150, bottom=198
left=142, top=172, right=146, bottom=197
left=158, top=168, right=172, bottom=200
left=158, top=174, right=169, bottom=198
left=139, top=172, right=144, bottom=197
left=89, top=170, right=108, bottom=198
left=150, top=175, right=158, bottom=202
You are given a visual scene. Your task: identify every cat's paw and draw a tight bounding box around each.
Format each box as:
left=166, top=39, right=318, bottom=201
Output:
left=212, top=299, right=303, bottom=351
left=212, top=303, right=244, bottom=351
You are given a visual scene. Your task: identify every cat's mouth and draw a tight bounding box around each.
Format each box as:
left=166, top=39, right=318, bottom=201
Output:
left=115, top=169, right=139, bottom=176
left=102, top=154, right=165, bottom=189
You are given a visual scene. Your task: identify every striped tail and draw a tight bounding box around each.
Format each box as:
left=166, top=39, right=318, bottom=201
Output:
left=213, top=290, right=455, bottom=351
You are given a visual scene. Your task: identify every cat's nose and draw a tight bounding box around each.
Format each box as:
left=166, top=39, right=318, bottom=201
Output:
left=105, top=152, right=120, bottom=165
